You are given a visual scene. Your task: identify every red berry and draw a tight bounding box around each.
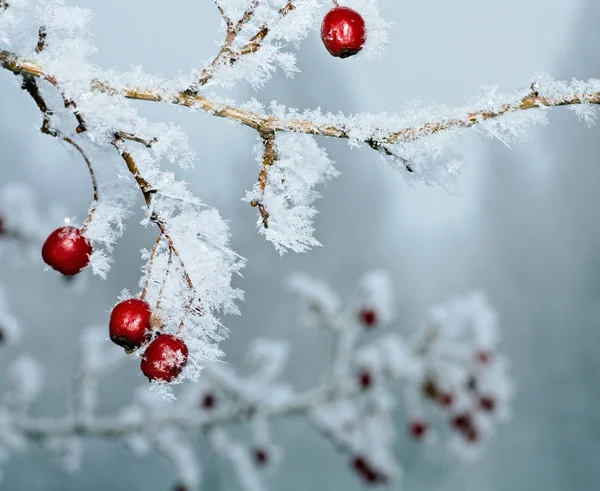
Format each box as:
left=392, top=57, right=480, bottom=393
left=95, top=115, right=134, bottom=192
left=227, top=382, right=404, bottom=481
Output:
left=476, top=351, right=492, bottom=364
left=363, top=468, right=379, bottom=483
left=358, top=308, right=377, bottom=328
left=409, top=420, right=428, bottom=440
left=321, top=6, right=367, bottom=58
left=253, top=448, right=268, bottom=465
left=351, top=456, right=367, bottom=472
left=439, top=392, right=454, bottom=408
left=358, top=369, right=372, bottom=390
left=464, top=426, right=479, bottom=443
left=201, top=393, right=216, bottom=410
left=479, top=396, right=496, bottom=412
left=452, top=413, right=472, bottom=431
left=140, top=334, right=188, bottom=382
left=41, top=226, right=92, bottom=276
left=109, top=299, right=152, bottom=351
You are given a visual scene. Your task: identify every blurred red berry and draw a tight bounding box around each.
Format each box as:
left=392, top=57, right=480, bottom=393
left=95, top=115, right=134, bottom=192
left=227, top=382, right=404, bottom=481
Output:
left=464, top=426, right=479, bottom=443
left=253, top=448, right=268, bottom=466
left=452, top=413, right=472, bottom=431
left=409, top=420, right=428, bottom=440
left=351, top=456, right=367, bottom=472
left=479, top=396, right=496, bottom=412
left=358, top=370, right=372, bottom=390
left=476, top=351, right=492, bottom=364
left=201, top=393, right=216, bottom=410
left=439, top=392, right=454, bottom=408
left=358, top=308, right=377, bottom=328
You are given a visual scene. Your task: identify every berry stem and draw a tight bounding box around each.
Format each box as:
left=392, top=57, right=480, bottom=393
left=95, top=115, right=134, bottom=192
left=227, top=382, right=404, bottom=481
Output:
left=20, top=75, right=99, bottom=233
left=155, top=246, right=174, bottom=311
left=112, top=137, right=197, bottom=330
left=141, top=234, right=164, bottom=301
left=197, top=1, right=294, bottom=88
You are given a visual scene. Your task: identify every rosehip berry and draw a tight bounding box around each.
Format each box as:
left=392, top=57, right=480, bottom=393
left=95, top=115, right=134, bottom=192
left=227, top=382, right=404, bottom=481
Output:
left=479, top=396, right=496, bottom=412
left=476, top=351, right=492, bottom=364
left=452, top=413, right=472, bottom=430
left=201, top=393, right=216, bottom=410
left=109, top=298, right=152, bottom=352
left=351, top=456, right=367, bottom=472
left=439, top=392, right=454, bottom=408
left=464, top=426, right=479, bottom=443
left=409, top=420, right=428, bottom=440
left=140, top=334, right=188, bottom=382
left=358, top=308, right=377, bottom=328
left=321, top=6, right=367, bottom=58
left=358, top=369, right=372, bottom=390
left=253, top=448, right=268, bottom=466
left=41, top=226, right=92, bottom=276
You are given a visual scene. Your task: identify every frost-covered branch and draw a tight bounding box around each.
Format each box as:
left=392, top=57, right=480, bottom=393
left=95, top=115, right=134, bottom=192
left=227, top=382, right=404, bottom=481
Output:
left=0, top=272, right=514, bottom=490
left=2, top=49, right=599, bottom=146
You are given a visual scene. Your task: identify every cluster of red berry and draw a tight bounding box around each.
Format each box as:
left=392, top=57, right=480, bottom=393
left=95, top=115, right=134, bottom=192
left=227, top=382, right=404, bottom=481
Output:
left=40, top=225, right=188, bottom=383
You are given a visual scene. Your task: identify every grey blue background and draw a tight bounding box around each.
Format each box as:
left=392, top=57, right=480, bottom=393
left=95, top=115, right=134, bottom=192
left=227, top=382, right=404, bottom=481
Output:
left=0, top=0, right=598, bottom=489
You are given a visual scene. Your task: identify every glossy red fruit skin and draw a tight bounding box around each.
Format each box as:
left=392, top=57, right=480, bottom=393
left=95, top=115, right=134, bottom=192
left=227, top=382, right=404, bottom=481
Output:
left=41, top=226, right=92, bottom=276
left=109, top=299, right=152, bottom=351
left=321, top=6, right=367, bottom=58
left=140, top=334, right=188, bottom=382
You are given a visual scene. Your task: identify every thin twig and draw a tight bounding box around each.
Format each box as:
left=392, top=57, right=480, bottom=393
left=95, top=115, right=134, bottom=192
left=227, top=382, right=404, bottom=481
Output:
left=115, top=131, right=157, bottom=148
left=141, top=234, right=164, bottom=301
left=249, top=129, right=277, bottom=228
left=20, top=76, right=99, bottom=231
left=197, top=1, right=294, bottom=87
